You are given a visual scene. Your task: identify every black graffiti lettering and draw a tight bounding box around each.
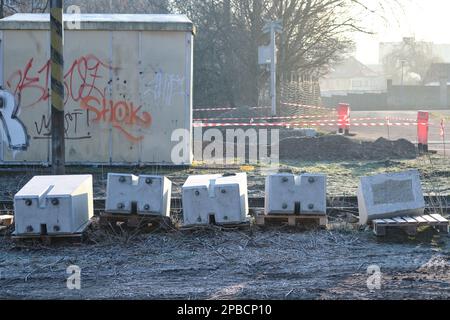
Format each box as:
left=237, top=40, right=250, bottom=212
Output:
left=35, top=114, right=51, bottom=136
left=33, top=110, right=92, bottom=140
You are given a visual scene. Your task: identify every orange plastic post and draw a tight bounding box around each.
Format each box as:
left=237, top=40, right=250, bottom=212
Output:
left=337, top=103, right=351, bottom=135
left=417, top=111, right=429, bottom=153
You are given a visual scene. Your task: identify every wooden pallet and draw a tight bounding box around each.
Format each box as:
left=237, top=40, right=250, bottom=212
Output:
left=256, top=214, right=328, bottom=228
left=12, top=221, right=91, bottom=245
left=373, top=214, right=449, bottom=236
left=0, top=215, right=14, bottom=227
left=180, top=221, right=251, bottom=231
left=99, top=212, right=174, bottom=231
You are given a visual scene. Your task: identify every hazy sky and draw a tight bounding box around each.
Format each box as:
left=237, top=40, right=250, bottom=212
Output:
left=354, top=0, right=450, bottom=64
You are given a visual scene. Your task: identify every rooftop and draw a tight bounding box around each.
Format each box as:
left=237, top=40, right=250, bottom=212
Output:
left=323, top=56, right=381, bottom=79
left=0, top=13, right=195, bottom=33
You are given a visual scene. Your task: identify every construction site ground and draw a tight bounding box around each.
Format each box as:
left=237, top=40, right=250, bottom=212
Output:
left=0, top=151, right=449, bottom=300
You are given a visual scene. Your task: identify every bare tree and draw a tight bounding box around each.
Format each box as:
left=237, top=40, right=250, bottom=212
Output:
left=172, top=0, right=406, bottom=107
left=0, top=0, right=407, bottom=107
left=0, top=0, right=49, bottom=16
left=64, top=0, right=169, bottom=14
left=382, top=38, right=441, bottom=85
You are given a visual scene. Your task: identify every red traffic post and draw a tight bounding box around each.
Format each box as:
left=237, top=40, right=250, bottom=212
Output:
left=417, top=111, right=429, bottom=154
left=337, top=103, right=351, bottom=135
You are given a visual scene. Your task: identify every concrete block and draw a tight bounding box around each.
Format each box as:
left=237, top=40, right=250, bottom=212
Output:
left=358, top=170, right=425, bottom=225
left=14, top=175, right=93, bottom=235
left=182, top=173, right=248, bottom=226
left=106, top=174, right=171, bottom=216
left=265, top=174, right=327, bottom=215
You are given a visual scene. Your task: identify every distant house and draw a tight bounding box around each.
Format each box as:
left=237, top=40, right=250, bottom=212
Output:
left=320, top=56, right=387, bottom=97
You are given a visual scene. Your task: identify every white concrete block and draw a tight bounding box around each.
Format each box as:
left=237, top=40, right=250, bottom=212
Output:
left=182, top=173, right=248, bottom=226
left=265, top=174, right=327, bottom=215
left=358, top=170, right=425, bottom=225
left=14, top=175, right=93, bottom=235
left=106, top=174, right=171, bottom=216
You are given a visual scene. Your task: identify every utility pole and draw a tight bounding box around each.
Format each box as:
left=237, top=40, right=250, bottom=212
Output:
left=270, top=23, right=277, bottom=116
left=263, top=20, right=282, bottom=116
left=223, top=0, right=235, bottom=107
left=400, top=60, right=406, bottom=86
left=51, top=0, right=65, bottom=175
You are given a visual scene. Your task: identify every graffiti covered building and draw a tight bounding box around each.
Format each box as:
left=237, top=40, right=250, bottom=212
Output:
left=0, top=14, right=194, bottom=164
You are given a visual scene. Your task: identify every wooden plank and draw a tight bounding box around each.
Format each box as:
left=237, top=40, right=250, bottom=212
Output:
left=288, top=216, right=297, bottom=227
left=256, top=214, right=326, bottom=228
left=382, top=219, right=397, bottom=225
left=422, top=215, right=439, bottom=224
left=402, top=216, right=418, bottom=224
left=393, top=217, right=408, bottom=224
left=405, top=226, right=418, bottom=236
left=256, top=215, right=265, bottom=226
left=429, top=214, right=449, bottom=223
left=319, top=216, right=328, bottom=227
left=0, top=215, right=14, bottom=226
left=373, top=224, right=386, bottom=236
left=413, top=216, right=428, bottom=223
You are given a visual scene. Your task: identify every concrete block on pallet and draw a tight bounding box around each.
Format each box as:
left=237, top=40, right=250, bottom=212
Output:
left=106, top=174, right=171, bottom=216
left=265, top=173, right=327, bottom=215
left=14, top=175, right=93, bottom=236
left=358, top=170, right=425, bottom=225
left=182, top=173, right=248, bottom=226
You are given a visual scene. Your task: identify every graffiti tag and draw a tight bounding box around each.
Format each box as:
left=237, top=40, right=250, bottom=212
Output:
left=144, top=70, right=185, bottom=107
left=6, top=54, right=113, bottom=108
left=81, top=95, right=152, bottom=143
left=0, top=90, right=29, bottom=150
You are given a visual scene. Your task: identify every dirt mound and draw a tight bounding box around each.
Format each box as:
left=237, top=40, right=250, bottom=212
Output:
left=279, top=135, right=417, bottom=161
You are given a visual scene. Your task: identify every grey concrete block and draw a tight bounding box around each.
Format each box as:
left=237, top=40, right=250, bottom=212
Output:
left=358, top=170, right=425, bottom=225
left=265, top=173, right=327, bottom=215
left=106, top=174, right=171, bottom=216
left=14, top=175, right=93, bottom=235
left=182, top=173, right=248, bottom=226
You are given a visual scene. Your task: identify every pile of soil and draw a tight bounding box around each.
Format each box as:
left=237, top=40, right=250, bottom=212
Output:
left=279, top=135, right=417, bottom=161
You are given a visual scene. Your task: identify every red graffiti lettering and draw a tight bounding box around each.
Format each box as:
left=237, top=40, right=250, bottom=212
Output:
left=6, top=58, right=51, bottom=107
left=80, top=96, right=152, bottom=143
left=64, top=54, right=112, bottom=104
left=6, top=55, right=113, bottom=108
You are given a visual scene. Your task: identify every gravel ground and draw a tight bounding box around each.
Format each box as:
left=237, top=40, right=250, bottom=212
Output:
left=0, top=226, right=449, bottom=300
left=0, top=153, right=448, bottom=300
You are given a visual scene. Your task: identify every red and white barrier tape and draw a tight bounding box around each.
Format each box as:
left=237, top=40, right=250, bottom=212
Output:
left=193, top=122, right=427, bottom=128
left=386, top=117, right=417, bottom=122
left=194, top=114, right=338, bottom=122
left=194, top=115, right=418, bottom=122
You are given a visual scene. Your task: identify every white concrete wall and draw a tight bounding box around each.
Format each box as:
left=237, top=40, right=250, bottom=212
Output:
left=0, top=28, right=193, bottom=164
